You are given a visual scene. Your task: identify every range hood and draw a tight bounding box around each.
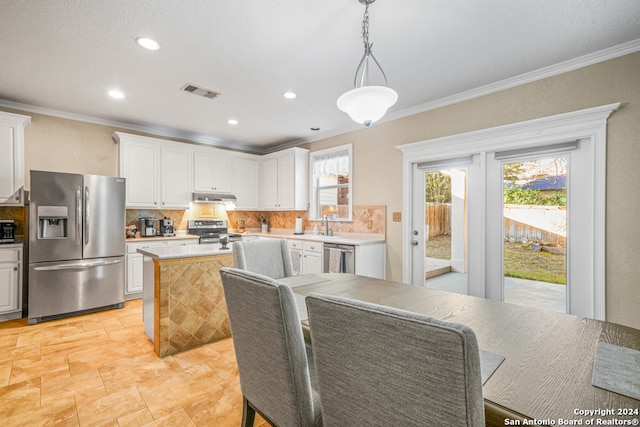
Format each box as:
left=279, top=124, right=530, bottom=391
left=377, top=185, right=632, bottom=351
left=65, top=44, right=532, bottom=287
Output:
left=192, top=192, right=237, bottom=203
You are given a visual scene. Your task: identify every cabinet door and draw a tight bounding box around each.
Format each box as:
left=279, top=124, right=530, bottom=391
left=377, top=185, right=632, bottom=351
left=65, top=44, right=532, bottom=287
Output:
left=234, top=157, right=259, bottom=209
left=194, top=150, right=233, bottom=193
left=161, top=147, right=193, bottom=209
left=0, top=262, right=19, bottom=314
left=261, top=157, right=279, bottom=209
left=126, top=253, right=144, bottom=295
left=276, top=153, right=295, bottom=209
left=303, top=252, right=323, bottom=274
left=122, top=142, right=159, bottom=208
left=212, top=152, right=233, bottom=193
left=0, top=125, right=16, bottom=203
left=193, top=151, right=215, bottom=192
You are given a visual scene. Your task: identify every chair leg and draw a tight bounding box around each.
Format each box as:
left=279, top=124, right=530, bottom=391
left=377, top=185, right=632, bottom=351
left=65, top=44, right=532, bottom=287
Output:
left=241, top=396, right=256, bottom=427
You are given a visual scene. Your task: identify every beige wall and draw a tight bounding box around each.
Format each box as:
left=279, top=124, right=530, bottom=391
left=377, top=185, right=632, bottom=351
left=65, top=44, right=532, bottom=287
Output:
left=3, top=51, right=639, bottom=328
left=20, top=113, right=119, bottom=189
left=302, top=52, right=640, bottom=329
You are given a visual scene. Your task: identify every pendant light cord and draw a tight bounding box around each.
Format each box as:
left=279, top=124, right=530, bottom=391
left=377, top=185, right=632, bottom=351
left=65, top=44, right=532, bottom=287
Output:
left=353, top=2, right=389, bottom=88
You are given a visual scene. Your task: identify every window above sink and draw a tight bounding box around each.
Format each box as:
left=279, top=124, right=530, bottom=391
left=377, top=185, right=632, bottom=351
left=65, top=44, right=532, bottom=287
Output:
left=309, top=143, right=352, bottom=221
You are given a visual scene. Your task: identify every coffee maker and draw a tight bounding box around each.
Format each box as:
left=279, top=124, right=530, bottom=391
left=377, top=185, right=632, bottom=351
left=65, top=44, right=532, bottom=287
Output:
left=159, top=217, right=175, bottom=237
left=138, top=217, right=157, bottom=237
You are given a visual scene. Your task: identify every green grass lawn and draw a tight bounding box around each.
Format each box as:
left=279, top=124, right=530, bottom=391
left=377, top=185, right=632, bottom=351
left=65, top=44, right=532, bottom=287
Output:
left=426, top=235, right=566, bottom=285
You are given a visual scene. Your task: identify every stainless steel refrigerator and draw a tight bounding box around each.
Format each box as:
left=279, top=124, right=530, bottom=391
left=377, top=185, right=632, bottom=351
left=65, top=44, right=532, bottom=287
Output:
left=28, top=171, right=126, bottom=324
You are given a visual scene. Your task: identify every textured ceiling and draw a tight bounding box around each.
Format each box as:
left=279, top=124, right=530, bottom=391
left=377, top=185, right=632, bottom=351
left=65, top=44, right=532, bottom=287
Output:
left=1, top=0, right=639, bottom=153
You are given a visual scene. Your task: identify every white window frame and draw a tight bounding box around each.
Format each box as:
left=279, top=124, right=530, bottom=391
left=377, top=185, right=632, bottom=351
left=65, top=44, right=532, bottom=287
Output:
left=309, top=143, right=353, bottom=221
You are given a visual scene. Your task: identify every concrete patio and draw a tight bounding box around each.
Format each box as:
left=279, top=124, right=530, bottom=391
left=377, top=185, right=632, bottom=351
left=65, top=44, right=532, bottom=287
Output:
left=425, top=271, right=567, bottom=313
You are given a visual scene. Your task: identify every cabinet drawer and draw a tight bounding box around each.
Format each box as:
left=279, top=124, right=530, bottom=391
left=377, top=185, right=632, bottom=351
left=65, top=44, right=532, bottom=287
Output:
left=126, top=242, right=163, bottom=254
left=302, top=242, right=322, bottom=253
left=126, top=239, right=196, bottom=253
left=288, top=240, right=303, bottom=249
left=0, top=249, right=19, bottom=262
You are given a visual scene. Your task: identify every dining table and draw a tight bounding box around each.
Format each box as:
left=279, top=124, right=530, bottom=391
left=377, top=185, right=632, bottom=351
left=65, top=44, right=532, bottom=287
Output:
left=279, top=273, right=640, bottom=427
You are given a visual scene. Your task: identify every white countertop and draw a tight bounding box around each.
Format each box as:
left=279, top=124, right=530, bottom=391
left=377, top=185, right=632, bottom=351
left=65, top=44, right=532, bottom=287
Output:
left=239, top=229, right=385, bottom=246
left=137, top=242, right=233, bottom=260
left=126, top=234, right=199, bottom=243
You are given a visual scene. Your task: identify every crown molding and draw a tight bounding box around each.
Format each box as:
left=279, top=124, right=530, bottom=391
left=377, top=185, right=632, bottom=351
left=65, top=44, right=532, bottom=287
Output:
left=0, top=99, right=266, bottom=154
left=384, top=38, right=640, bottom=123
left=1, top=38, right=638, bottom=153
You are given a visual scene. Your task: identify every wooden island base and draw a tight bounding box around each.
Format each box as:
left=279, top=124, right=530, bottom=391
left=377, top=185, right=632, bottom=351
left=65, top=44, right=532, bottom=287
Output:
left=152, top=253, right=234, bottom=357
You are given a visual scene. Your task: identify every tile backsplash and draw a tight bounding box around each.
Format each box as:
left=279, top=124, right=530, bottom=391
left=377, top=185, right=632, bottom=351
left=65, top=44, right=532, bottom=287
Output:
left=226, top=205, right=386, bottom=235
left=0, top=206, right=26, bottom=236
left=127, top=205, right=386, bottom=235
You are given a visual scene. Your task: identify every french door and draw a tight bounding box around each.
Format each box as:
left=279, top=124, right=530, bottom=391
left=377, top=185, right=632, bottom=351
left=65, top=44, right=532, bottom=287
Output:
left=399, top=104, right=618, bottom=320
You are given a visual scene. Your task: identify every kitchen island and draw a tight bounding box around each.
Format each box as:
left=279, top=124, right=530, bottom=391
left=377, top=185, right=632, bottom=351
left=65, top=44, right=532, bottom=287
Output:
left=137, top=243, right=234, bottom=357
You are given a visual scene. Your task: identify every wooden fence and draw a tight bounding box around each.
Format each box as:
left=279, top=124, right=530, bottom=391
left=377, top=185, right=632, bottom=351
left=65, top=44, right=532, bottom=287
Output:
left=426, top=203, right=566, bottom=246
left=503, top=218, right=566, bottom=246
left=425, top=203, right=451, bottom=238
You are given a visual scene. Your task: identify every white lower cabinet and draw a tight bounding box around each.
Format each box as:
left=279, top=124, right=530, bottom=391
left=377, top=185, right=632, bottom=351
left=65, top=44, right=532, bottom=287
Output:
left=288, top=240, right=323, bottom=275
left=0, top=245, right=22, bottom=321
left=302, top=241, right=323, bottom=274
left=125, top=239, right=198, bottom=299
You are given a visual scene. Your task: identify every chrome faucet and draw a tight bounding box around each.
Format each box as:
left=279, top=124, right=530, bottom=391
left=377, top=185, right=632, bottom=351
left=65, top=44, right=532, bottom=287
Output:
left=322, top=215, right=329, bottom=236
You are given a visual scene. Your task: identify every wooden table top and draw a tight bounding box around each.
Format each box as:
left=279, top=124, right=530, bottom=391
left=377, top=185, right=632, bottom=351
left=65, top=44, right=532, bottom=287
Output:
left=290, top=273, right=640, bottom=427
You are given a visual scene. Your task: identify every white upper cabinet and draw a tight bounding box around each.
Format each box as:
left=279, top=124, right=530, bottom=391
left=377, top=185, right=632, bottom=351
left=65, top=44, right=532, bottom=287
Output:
left=115, top=132, right=308, bottom=212
left=233, top=156, right=259, bottom=210
left=260, top=147, right=308, bottom=210
left=193, top=149, right=233, bottom=193
left=161, top=146, right=193, bottom=209
left=119, top=139, right=160, bottom=208
left=114, top=132, right=192, bottom=209
left=0, top=112, right=30, bottom=206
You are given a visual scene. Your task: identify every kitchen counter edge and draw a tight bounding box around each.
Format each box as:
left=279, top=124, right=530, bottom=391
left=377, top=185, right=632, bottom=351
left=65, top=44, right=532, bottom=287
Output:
left=137, top=243, right=233, bottom=260
left=238, top=229, right=385, bottom=245
left=125, top=235, right=199, bottom=243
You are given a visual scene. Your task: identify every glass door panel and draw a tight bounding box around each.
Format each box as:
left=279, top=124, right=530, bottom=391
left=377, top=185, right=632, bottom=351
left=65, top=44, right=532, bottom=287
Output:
left=424, top=168, right=468, bottom=295
left=502, top=156, right=567, bottom=313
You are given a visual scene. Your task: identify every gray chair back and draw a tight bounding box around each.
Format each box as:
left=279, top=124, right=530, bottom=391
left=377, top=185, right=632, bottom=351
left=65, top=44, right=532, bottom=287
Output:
left=306, top=293, right=485, bottom=427
left=219, top=267, right=321, bottom=427
left=233, top=239, right=294, bottom=279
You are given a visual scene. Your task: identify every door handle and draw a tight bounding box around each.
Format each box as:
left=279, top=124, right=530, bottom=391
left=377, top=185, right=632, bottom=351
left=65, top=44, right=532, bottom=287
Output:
left=76, top=188, right=82, bottom=245
left=84, top=186, right=90, bottom=245
left=34, top=258, right=122, bottom=271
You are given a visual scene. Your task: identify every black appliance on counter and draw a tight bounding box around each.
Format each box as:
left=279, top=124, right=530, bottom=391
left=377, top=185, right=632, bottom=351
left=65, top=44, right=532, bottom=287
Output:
left=187, top=219, right=241, bottom=244
left=0, top=220, right=16, bottom=243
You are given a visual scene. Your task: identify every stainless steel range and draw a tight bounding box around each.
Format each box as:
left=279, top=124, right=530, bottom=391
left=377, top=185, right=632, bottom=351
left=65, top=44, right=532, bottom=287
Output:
left=187, top=219, right=242, bottom=245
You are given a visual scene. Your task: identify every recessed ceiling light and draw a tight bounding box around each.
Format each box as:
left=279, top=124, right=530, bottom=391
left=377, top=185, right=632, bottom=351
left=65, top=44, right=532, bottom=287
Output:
left=108, top=90, right=125, bottom=99
left=135, top=37, right=160, bottom=51
left=283, top=92, right=297, bottom=100
left=227, top=119, right=239, bottom=126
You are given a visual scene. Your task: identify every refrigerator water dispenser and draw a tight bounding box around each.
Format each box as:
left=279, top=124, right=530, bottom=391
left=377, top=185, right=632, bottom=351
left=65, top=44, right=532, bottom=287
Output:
left=37, top=206, right=69, bottom=239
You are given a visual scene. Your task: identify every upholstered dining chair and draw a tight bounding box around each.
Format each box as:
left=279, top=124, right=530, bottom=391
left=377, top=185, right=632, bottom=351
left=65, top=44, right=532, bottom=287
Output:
left=219, top=267, right=322, bottom=427
left=306, top=293, right=485, bottom=427
left=233, top=239, right=294, bottom=279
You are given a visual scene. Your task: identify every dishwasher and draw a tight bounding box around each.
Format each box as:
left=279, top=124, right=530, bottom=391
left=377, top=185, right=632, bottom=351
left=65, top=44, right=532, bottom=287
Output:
left=323, top=243, right=355, bottom=273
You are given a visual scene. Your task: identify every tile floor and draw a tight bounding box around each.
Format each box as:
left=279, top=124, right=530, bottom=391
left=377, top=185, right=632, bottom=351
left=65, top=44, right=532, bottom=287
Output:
left=0, top=300, right=268, bottom=426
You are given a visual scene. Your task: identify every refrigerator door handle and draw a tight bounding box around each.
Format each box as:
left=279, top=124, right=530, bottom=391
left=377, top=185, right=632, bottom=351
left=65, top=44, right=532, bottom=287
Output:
left=84, top=186, right=90, bottom=245
left=33, top=258, right=123, bottom=271
left=76, top=188, right=82, bottom=245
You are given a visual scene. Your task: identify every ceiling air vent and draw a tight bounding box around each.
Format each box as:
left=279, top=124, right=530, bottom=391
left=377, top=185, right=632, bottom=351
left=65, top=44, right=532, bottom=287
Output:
left=181, top=83, right=221, bottom=99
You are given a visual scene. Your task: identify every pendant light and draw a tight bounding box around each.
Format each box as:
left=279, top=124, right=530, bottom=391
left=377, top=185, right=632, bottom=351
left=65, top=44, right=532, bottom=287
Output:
left=337, top=0, right=398, bottom=127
